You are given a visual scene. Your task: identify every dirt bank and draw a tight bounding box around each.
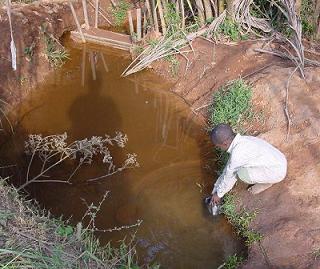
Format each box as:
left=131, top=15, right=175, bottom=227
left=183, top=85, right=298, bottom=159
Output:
left=238, top=66, right=320, bottom=269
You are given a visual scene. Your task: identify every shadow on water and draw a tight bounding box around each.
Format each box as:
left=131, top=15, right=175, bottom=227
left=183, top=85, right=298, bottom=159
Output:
left=0, top=40, right=246, bottom=268
left=68, top=74, right=122, bottom=139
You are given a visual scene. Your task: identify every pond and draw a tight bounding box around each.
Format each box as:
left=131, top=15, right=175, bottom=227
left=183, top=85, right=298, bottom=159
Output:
left=0, top=39, right=245, bottom=268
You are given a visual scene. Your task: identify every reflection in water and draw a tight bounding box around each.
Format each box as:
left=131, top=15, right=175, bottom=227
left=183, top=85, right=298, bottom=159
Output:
left=1, top=41, right=245, bottom=269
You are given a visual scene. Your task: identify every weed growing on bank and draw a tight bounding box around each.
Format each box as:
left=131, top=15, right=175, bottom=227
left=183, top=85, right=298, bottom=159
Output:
left=209, top=79, right=253, bottom=174
left=111, top=0, right=131, bottom=27
left=165, top=54, right=180, bottom=77
left=220, top=254, right=244, bottom=269
left=217, top=19, right=248, bottom=41
left=301, top=0, right=315, bottom=38
left=221, top=194, right=263, bottom=246
left=209, top=79, right=252, bottom=131
left=313, top=247, right=320, bottom=260
left=0, top=178, right=151, bottom=269
left=43, top=31, right=69, bottom=68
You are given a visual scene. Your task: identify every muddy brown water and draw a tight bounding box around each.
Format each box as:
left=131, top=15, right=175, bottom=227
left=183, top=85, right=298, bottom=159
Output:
left=0, top=40, right=245, bottom=268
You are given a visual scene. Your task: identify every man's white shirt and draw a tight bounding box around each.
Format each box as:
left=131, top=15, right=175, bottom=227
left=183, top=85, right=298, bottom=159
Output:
left=212, top=134, right=287, bottom=198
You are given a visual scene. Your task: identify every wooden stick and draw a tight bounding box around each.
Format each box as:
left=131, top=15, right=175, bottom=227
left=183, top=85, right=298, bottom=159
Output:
left=142, top=8, right=147, bottom=37
left=180, top=0, right=185, bottom=29
left=110, top=0, right=116, bottom=7
left=145, top=0, right=153, bottom=26
left=203, top=0, right=213, bottom=22
left=69, top=1, right=86, bottom=43
left=81, top=45, right=87, bottom=86
left=100, top=52, right=109, bottom=72
left=209, top=0, right=218, bottom=17
left=88, top=1, right=112, bottom=25
left=151, top=0, right=159, bottom=32
left=157, top=0, right=166, bottom=35
left=73, top=31, right=132, bottom=48
left=185, top=0, right=195, bottom=17
left=136, top=8, right=142, bottom=41
left=128, top=10, right=135, bottom=41
left=89, top=52, right=96, bottom=80
left=195, top=0, right=205, bottom=26
left=82, top=0, right=90, bottom=29
left=94, top=0, right=99, bottom=28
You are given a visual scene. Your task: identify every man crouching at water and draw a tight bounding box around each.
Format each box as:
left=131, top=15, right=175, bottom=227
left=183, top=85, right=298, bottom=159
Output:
left=210, top=123, right=287, bottom=205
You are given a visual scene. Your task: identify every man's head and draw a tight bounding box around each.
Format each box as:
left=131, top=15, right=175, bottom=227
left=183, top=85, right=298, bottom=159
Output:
left=210, top=123, right=236, bottom=151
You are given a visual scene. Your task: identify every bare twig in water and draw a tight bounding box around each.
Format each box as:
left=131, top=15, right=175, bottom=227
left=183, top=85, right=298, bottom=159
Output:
left=18, top=133, right=139, bottom=190
left=80, top=190, right=143, bottom=234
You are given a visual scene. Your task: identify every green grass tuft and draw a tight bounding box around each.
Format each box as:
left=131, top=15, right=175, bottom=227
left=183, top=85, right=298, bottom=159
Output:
left=209, top=79, right=252, bottom=130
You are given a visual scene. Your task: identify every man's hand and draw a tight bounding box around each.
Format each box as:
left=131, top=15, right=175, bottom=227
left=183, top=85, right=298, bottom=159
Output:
left=211, top=193, right=221, bottom=205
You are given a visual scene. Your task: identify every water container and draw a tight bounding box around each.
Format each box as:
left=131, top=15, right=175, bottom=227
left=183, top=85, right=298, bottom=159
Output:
left=204, top=196, right=220, bottom=216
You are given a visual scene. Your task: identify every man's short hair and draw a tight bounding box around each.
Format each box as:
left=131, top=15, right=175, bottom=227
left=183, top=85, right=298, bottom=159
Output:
left=210, top=123, right=235, bottom=145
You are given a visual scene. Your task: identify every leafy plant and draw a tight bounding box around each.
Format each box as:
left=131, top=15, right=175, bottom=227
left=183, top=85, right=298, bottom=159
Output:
left=111, top=0, right=131, bottom=27
left=164, top=2, right=182, bottom=36
left=223, top=254, right=244, bottom=269
left=56, top=224, right=74, bottom=237
left=218, top=18, right=243, bottom=41
left=209, top=79, right=252, bottom=130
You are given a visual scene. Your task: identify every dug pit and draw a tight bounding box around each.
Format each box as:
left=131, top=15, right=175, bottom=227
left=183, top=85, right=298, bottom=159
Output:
left=0, top=39, right=246, bottom=268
